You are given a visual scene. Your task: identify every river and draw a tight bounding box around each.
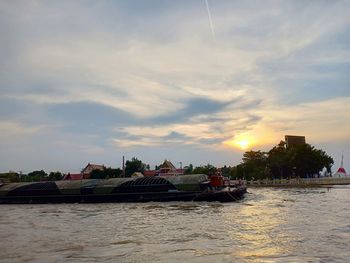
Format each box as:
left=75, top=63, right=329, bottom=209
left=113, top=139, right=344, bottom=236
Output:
left=1, top=186, right=349, bottom=262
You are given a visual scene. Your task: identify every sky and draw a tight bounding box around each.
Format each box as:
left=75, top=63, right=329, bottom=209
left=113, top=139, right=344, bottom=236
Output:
left=0, top=0, right=350, bottom=173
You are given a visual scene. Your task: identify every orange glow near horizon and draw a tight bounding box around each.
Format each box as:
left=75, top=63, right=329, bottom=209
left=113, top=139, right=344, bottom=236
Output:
left=236, top=139, right=250, bottom=150
left=223, top=125, right=280, bottom=151
left=224, top=134, right=255, bottom=150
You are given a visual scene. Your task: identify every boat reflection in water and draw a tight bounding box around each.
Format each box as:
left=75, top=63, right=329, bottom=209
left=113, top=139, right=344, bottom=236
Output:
left=0, top=174, right=246, bottom=204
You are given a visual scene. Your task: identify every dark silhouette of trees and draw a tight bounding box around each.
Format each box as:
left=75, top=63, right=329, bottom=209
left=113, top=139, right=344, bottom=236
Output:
left=24, top=170, right=48, bottom=181
left=90, top=167, right=123, bottom=179
left=4, top=142, right=333, bottom=182
left=125, top=157, right=147, bottom=177
left=237, top=150, right=268, bottom=180
left=184, top=164, right=194, bottom=174
left=287, top=144, right=333, bottom=178
left=268, top=141, right=290, bottom=178
left=230, top=142, right=333, bottom=179
left=192, top=164, right=217, bottom=175
left=0, top=172, right=19, bottom=182
left=48, top=171, right=63, bottom=181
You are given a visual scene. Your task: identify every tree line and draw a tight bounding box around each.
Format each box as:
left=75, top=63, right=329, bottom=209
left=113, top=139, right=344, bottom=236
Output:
left=228, top=141, right=333, bottom=180
left=184, top=141, right=333, bottom=180
left=0, top=170, right=64, bottom=183
left=0, top=142, right=334, bottom=182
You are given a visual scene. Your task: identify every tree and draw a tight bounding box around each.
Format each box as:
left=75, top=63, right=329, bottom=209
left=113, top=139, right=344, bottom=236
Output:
left=220, top=165, right=231, bottom=177
left=268, top=141, right=291, bottom=178
left=48, top=171, right=63, bottom=181
left=26, top=170, right=48, bottom=181
left=287, top=144, right=333, bottom=178
left=233, top=142, right=334, bottom=179
left=90, top=167, right=124, bottom=179
left=90, top=169, right=106, bottom=179
left=0, top=172, right=19, bottom=182
left=193, top=164, right=216, bottom=175
left=104, top=167, right=123, bottom=178
left=125, top=157, right=147, bottom=177
left=184, top=164, right=193, bottom=174
left=241, top=150, right=267, bottom=180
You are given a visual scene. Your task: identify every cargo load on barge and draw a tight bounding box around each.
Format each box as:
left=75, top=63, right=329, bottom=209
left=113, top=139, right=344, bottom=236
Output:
left=0, top=174, right=246, bottom=204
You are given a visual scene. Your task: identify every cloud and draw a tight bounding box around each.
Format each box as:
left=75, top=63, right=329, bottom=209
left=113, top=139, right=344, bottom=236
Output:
left=150, top=97, right=234, bottom=124
left=48, top=101, right=139, bottom=132
left=1, top=0, right=350, bottom=171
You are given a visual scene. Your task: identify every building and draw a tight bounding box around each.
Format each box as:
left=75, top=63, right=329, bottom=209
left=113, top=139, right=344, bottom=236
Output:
left=63, top=163, right=105, bottom=180
left=285, top=135, right=306, bottom=148
left=144, top=160, right=185, bottom=177
left=63, top=173, right=88, bottom=180
left=81, top=163, right=105, bottom=174
left=131, top=172, right=144, bottom=178
left=143, top=170, right=157, bottom=177
left=333, top=153, right=347, bottom=177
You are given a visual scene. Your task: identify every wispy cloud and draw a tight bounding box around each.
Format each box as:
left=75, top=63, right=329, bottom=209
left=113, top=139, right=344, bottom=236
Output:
left=1, top=0, right=350, bottom=171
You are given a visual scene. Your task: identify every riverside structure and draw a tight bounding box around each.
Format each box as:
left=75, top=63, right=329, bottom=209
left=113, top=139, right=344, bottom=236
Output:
left=245, top=176, right=350, bottom=187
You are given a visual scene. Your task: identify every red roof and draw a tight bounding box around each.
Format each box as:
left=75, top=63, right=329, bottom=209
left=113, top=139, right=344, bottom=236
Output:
left=81, top=163, right=105, bottom=174
left=336, top=167, right=346, bottom=174
left=143, top=170, right=157, bottom=177
left=63, top=173, right=89, bottom=180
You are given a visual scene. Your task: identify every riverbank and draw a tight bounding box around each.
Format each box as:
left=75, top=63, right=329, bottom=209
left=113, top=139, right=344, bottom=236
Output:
left=245, top=177, right=350, bottom=187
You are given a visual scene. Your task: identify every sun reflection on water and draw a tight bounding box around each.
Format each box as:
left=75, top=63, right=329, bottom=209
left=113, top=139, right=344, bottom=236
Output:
left=224, top=194, right=290, bottom=260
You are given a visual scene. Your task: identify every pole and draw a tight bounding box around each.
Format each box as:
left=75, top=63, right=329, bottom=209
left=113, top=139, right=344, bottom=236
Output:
left=122, top=155, right=125, bottom=177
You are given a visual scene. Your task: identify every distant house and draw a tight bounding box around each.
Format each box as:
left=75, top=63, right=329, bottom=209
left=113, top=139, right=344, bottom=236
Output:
left=131, top=172, right=144, bottom=178
left=63, top=163, right=105, bottom=180
left=63, top=173, right=88, bottom=180
left=81, top=163, right=105, bottom=174
left=143, top=170, right=157, bottom=177
left=144, top=160, right=184, bottom=177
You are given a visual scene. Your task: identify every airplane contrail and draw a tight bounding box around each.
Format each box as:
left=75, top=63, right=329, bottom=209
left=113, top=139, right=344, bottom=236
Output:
left=205, top=0, right=215, bottom=40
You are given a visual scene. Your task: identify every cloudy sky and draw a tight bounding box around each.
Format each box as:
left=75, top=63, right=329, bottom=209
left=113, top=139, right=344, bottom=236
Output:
left=1, top=0, right=349, bottom=173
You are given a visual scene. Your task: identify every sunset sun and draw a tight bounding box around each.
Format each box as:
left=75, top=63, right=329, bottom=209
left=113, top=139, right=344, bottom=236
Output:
left=236, top=139, right=250, bottom=150
left=224, top=134, right=256, bottom=150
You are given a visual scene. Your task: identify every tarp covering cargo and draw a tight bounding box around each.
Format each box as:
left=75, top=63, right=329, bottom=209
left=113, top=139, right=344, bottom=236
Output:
left=0, top=182, right=34, bottom=196
left=164, top=174, right=208, bottom=191
left=0, top=174, right=208, bottom=196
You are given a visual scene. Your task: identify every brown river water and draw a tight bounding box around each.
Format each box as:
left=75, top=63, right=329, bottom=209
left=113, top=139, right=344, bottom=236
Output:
left=1, top=186, right=350, bottom=263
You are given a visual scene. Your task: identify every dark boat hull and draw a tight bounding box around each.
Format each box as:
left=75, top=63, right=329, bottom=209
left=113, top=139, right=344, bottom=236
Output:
left=0, top=186, right=246, bottom=204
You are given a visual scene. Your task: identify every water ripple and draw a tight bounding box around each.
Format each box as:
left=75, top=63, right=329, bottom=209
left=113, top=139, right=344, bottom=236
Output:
left=1, top=187, right=350, bottom=262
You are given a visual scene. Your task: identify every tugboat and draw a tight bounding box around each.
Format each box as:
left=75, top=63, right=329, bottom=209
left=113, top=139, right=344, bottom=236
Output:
left=0, top=174, right=246, bottom=204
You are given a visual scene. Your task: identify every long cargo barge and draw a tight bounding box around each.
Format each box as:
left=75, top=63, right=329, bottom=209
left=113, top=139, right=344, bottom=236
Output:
left=0, top=174, right=246, bottom=204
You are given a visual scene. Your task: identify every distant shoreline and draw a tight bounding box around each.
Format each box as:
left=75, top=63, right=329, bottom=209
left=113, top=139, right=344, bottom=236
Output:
left=245, top=177, right=350, bottom=187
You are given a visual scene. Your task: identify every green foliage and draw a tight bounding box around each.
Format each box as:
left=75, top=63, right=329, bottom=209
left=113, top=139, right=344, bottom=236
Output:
left=90, top=169, right=105, bottom=179
left=220, top=165, right=231, bottom=177
left=268, top=141, right=291, bottom=178
left=109, top=168, right=123, bottom=178
left=239, top=150, right=268, bottom=180
left=0, top=172, right=20, bottom=183
left=230, top=142, right=334, bottom=179
left=48, top=171, right=63, bottom=181
left=184, top=164, right=193, bottom=174
left=27, top=170, right=47, bottom=178
left=3, top=143, right=332, bottom=182
left=125, top=157, right=147, bottom=177
left=287, top=144, right=334, bottom=178
left=23, top=170, right=48, bottom=182
left=90, top=167, right=123, bottom=179
left=192, top=164, right=216, bottom=175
